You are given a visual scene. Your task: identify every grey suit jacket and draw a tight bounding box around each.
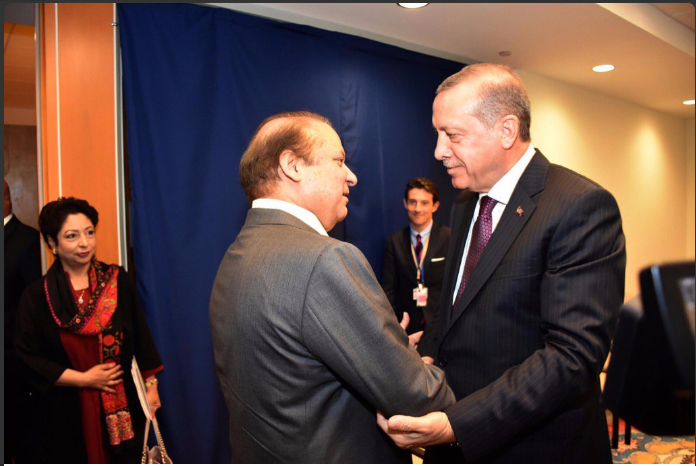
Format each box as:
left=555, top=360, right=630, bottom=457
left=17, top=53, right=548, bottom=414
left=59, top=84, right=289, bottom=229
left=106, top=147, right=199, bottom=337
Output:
left=209, top=208, right=454, bottom=463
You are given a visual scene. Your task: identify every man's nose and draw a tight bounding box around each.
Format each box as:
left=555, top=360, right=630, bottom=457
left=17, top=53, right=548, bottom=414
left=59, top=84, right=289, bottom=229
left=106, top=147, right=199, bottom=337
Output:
left=345, top=165, right=358, bottom=186
left=434, top=134, right=449, bottom=161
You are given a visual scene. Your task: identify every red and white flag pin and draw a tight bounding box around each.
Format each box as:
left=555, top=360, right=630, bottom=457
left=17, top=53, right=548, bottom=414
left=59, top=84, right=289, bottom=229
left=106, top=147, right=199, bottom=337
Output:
left=516, top=206, right=524, bottom=217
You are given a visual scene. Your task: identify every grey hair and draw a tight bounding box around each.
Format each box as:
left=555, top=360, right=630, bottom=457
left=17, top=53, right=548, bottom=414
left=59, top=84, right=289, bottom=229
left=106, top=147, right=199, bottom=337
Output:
left=437, top=63, right=531, bottom=142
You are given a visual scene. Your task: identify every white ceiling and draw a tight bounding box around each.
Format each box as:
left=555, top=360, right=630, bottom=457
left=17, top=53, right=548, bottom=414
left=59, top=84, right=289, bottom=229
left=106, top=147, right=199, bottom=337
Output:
left=209, top=3, right=695, bottom=120
left=5, top=3, right=695, bottom=120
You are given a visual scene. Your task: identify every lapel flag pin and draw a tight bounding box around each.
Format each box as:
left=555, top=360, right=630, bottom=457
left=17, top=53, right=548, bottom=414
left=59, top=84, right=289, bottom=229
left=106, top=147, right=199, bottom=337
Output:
left=516, top=206, right=524, bottom=217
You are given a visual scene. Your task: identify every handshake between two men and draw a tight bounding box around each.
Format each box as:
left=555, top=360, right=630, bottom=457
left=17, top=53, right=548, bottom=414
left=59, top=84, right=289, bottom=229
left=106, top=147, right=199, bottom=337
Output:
left=378, top=312, right=458, bottom=453
left=211, top=62, right=625, bottom=463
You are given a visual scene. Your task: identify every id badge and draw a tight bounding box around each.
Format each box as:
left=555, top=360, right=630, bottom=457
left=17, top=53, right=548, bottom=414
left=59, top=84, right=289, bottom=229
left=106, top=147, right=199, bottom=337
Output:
left=413, top=283, right=424, bottom=300
left=414, top=286, right=428, bottom=307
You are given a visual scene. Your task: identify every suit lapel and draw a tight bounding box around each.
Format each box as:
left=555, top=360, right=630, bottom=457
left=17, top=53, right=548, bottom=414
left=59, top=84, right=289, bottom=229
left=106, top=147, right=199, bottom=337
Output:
left=444, top=151, right=549, bottom=336
left=439, top=194, right=477, bottom=331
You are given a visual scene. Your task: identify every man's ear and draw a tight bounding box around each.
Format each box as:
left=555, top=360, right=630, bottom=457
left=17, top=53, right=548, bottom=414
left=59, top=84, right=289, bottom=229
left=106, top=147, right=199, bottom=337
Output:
left=499, top=115, right=520, bottom=150
left=433, top=201, right=440, bottom=213
left=278, top=150, right=302, bottom=182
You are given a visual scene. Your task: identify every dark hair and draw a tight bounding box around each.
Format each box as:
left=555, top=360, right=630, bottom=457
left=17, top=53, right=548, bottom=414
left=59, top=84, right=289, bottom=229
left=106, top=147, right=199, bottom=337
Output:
left=437, top=63, right=531, bottom=142
left=404, top=177, right=439, bottom=204
left=39, top=197, right=99, bottom=245
left=239, top=111, right=332, bottom=203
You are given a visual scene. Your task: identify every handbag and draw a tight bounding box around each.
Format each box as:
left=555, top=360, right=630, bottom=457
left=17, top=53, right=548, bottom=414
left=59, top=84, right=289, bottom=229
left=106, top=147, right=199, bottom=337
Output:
left=141, top=416, right=172, bottom=464
left=131, top=356, right=173, bottom=464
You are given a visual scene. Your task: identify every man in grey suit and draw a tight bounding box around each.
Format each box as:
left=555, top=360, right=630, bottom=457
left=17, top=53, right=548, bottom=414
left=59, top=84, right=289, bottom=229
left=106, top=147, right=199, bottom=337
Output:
left=379, top=64, right=626, bottom=463
left=209, top=111, right=454, bottom=463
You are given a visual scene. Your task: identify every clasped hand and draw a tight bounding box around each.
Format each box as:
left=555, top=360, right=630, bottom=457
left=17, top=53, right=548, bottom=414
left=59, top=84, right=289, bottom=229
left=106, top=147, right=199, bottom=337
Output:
left=387, top=314, right=455, bottom=448
left=377, top=411, right=456, bottom=449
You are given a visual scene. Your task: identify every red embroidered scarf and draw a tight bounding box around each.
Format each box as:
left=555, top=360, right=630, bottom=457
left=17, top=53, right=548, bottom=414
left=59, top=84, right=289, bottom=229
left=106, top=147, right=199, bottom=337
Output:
left=44, top=257, right=135, bottom=446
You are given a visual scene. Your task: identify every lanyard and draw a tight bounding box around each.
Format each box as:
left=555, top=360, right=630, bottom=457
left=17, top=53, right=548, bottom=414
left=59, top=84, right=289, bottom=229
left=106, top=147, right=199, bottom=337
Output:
left=410, top=235, right=430, bottom=284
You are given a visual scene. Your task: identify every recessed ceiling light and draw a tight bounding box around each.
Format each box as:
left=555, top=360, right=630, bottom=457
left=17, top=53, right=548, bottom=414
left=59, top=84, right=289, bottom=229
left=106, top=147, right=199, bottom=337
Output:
left=684, top=99, right=695, bottom=106
left=592, top=64, right=615, bottom=73
left=397, top=3, right=429, bottom=9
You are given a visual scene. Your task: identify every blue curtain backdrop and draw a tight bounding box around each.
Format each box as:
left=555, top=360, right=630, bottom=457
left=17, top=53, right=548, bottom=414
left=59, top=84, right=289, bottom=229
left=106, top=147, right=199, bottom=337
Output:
left=118, top=3, right=464, bottom=463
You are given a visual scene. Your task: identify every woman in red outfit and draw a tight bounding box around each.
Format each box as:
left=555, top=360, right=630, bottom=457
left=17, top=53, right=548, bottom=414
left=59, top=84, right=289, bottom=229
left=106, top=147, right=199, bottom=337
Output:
left=14, top=197, right=164, bottom=463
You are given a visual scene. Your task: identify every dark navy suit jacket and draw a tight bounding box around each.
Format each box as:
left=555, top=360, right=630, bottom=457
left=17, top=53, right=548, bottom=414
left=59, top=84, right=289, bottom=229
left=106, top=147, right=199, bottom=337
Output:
left=420, top=151, right=626, bottom=463
left=381, top=222, right=450, bottom=336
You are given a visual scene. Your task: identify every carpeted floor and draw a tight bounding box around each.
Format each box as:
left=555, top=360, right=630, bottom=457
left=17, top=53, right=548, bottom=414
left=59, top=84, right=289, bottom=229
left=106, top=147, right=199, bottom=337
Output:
left=412, top=411, right=695, bottom=464
left=607, top=411, right=695, bottom=464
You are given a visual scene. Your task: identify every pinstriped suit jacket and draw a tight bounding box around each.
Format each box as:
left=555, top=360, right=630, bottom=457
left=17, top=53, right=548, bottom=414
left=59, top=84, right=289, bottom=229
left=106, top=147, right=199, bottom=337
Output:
left=420, top=151, right=626, bottom=463
left=209, top=208, right=454, bottom=463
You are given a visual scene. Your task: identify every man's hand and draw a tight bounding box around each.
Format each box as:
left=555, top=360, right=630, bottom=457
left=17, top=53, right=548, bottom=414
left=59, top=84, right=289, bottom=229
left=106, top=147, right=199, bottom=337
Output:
left=399, top=313, right=423, bottom=348
left=377, top=411, right=456, bottom=449
left=399, top=312, right=411, bottom=332
left=408, top=330, right=423, bottom=348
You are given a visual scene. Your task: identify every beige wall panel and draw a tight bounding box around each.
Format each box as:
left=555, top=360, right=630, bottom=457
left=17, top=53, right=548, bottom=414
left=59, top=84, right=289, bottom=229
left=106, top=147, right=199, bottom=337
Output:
left=520, top=71, right=690, bottom=300
left=39, top=3, right=119, bottom=266
left=4, top=125, right=39, bottom=231
left=687, top=119, right=695, bottom=260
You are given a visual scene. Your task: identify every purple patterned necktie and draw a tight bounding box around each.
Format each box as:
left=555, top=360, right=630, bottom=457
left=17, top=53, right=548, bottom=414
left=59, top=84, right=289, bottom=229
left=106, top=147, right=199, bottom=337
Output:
left=414, top=234, right=423, bottom=263
left=453, top=196, right=498, bottom=308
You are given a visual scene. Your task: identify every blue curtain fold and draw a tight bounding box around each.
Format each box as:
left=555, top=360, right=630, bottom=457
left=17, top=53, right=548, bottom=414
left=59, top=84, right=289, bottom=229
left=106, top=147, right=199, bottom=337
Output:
left=118, top=3, right=463, bottom=462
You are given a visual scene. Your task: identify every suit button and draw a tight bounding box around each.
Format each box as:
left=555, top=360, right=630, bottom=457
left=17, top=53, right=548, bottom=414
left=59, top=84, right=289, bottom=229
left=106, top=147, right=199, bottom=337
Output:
left=438, top=358, right=448, bottom=368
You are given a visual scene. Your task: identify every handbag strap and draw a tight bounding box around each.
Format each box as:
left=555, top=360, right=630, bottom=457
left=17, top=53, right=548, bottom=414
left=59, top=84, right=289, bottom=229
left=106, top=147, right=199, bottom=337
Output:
left=152, top=415, right=169, bottom=460
left=142, top=416, right=170, bottom=464
left=142, top=418, right=151, bottom=464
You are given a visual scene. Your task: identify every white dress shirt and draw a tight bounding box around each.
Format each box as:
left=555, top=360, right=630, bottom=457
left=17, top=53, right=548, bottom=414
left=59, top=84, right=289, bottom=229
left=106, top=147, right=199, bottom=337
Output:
left=452, top=144, right=536, bottom=303
left=252, top=198, right=328, bottom=236
left=410, top=219, right=433, bottom=248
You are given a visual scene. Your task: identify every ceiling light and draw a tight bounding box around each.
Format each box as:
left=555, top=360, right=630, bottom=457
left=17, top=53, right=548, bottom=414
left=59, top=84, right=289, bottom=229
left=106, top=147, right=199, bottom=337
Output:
left=397, top=3, right=429, bottom=9
left=592, top=64, right=615, bottom=73
left=684, top=100, right=695, bottom=106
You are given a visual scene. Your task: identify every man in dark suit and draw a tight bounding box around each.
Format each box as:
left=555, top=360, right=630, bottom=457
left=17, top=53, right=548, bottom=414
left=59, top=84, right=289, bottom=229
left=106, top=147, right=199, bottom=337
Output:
left=382, top=178, right=450, bottom=340
left=209, top=112, right=454, bottom=463
left=379, top=64, right=626, bottom=463
left=4, top=179, right=42, bottom=463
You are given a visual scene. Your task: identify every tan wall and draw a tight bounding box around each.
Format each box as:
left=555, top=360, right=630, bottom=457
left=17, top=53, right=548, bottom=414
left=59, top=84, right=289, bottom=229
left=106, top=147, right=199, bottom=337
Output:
left=520, top=71, right=692, bottom=299
left=4, top=125, right=39, bottom=230
left=4, top=108, right=37, bottom=126
left=38, top=3, right=119, bottom=267
left=687, top=119, right=695, bottom=260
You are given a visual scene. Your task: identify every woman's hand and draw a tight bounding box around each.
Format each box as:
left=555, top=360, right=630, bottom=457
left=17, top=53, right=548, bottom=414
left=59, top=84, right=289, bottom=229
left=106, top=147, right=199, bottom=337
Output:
left=57, top=363, right=123, bottom=392
left=145, top=379, right=162, bottom=417
left=82, top=363, right=123, bottom=392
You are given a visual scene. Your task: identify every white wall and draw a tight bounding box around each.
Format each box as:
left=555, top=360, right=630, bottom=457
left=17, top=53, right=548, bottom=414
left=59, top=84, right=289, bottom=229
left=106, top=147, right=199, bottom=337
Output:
left=520, top=71, right=693, bottom=299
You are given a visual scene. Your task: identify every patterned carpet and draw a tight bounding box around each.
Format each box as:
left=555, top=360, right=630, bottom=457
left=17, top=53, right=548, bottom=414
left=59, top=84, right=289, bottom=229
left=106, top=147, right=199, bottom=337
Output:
left=607, top=411, right=695, bottom=464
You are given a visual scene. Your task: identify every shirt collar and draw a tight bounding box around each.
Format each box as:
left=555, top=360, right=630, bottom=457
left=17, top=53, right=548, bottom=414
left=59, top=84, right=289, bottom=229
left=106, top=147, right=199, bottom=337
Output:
left=252, top=198, right=328, bottom=236
left=484, top=144, right=536, bottom=206
left=4, top=213, right=13, bottom=226
left=410, top=219, right=433, bottom=243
